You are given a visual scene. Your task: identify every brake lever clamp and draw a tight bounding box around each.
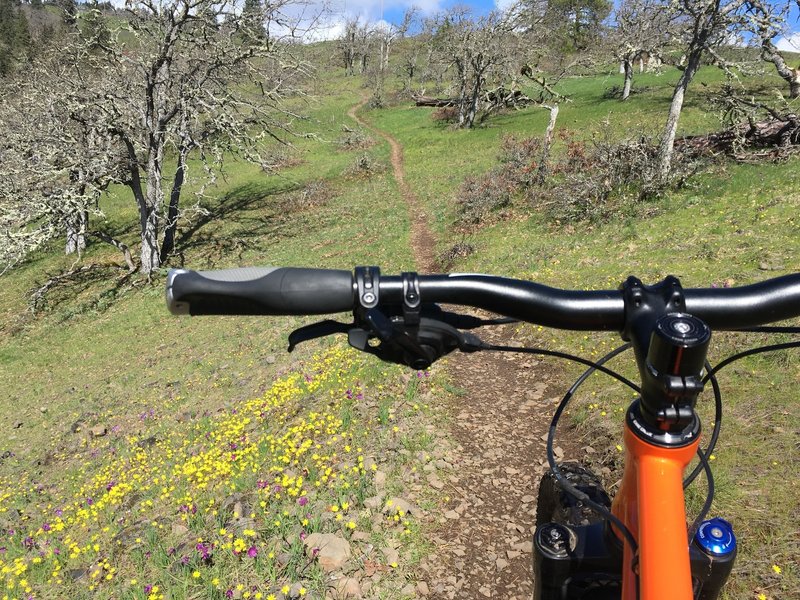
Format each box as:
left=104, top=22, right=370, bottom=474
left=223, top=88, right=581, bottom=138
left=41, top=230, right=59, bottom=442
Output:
left=355, top=266, right=380, bottom=309
left=401, top=272, right=421, bottom=327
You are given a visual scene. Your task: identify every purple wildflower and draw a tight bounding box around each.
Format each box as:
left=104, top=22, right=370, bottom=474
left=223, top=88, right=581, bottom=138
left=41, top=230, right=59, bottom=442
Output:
left=196, top=542, right=213, bottom=563
left=247, top=546, right=258, bottom=558
left=297, top=496, right=308, bottom=507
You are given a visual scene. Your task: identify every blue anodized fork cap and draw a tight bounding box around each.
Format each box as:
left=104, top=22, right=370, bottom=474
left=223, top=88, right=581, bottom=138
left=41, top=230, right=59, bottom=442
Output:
left=695, top=517, right=736, bottom=556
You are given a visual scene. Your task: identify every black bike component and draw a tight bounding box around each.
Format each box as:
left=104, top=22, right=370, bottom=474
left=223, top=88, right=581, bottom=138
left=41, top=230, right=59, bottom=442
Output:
left=287, top=320, right=351, bottom=352
left=705, top=339, right=800, bottom=381
left=347, top=313, right=482, bottom=370
left=401, top=272, right=421, bottom=326
left=687, top=447, right=715, bottom=543
left=355, top=266, right=380, bottom=309
left=483, top=344, right=640, bottom=393
left=375, top=272, right=800, bottom=330
left=534, top=517, right=737, bottom=600
left=620, top=276, right=686, bottom=356
left=544, top=343, right=640, bottom=561
left=534, top=469, right=621, bottom=599
left=734, top=326, right=800, bottom=333
left=689, top=534, right=738, bottom=600
left=534, top=520, right=622, bottom=600
left=684, top=362, right=723, bottom=490
left=168, top=268, right=800, bottom=331
left=537, top=523, right=575, bottom=557
left=620, top=276, right=712, bottom=436
left=166, top=267, right=354, bottom=316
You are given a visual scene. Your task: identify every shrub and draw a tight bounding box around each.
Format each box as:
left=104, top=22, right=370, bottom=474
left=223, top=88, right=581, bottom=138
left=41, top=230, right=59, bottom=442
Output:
left=531, top=134, right=671, bottom=223
left=431, top=106, right=458, bottom=123
left=281, top=180, right=332, bottom=213
left=344, top=153, right=385, bottom=178
left=455, top=172, right=514, bottom=226
left=438, top=241, right=476, bottom=269
left=455, top=131, right=694, bottom=228
left=260, top=147, right=302, bottom=171
left=497, top=135, right=543, bottom=188
left=336, top=128, right=373, bottom=151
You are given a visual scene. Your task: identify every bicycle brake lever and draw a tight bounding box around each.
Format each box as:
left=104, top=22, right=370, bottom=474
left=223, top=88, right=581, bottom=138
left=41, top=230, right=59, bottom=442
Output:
left=287, top=320, right=352, bottom=352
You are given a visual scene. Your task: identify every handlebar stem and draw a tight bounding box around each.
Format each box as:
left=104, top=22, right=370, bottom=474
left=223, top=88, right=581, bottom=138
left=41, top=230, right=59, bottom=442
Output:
left=621, top=277, right=710, bottom=437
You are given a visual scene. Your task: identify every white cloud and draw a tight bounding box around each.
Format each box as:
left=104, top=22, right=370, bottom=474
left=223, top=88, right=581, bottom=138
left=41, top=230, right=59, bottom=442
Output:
left=326, top=0, right=442, bottom=22
left=494, top=0, right=516, bottom=11
left=776, top=32, right=800, bottom=52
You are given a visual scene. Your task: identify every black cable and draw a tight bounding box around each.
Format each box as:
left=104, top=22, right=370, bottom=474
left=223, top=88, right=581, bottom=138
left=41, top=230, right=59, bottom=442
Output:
left=481, top=344, right=640, bottom=393
left=687, top=446, right=715, bottom=542
left=731, top=326, right=800, bottom=334
left=545, top=343, right=640, bottom=556
left=479, top=317, right=519, bottom=326
left=479, top=340, right=641, bottom=554
left=705, top=340, right=800, bottom=381
left=684, top=361, right=723, bottom=489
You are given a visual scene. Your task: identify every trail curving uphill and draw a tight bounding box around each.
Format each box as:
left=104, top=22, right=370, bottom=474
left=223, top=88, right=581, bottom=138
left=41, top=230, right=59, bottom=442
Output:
left=347, top=99, right=438, bottom=273
left=349, top=100, right=560, bottom=599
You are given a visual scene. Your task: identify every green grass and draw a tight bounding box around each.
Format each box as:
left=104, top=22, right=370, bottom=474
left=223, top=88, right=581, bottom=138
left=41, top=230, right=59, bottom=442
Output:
left=1, top=57, right=798, bottom=600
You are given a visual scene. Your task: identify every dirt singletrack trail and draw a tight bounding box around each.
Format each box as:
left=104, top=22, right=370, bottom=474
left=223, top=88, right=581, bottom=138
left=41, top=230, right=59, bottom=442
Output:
left=349, top=101, right=562, bottom=599
left=347, top=100, right=437, bottom=273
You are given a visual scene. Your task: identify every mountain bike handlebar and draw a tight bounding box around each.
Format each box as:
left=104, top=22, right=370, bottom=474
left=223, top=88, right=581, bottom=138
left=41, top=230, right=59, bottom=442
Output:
left=166, top=267, right=800, bottom=330
left=165, top=266, right=800, bottom=600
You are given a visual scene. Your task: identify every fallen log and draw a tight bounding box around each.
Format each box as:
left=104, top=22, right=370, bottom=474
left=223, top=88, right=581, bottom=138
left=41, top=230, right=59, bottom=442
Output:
left=413, top=95, right=456, bottom=107
left=413, top=89, right=533, bottom=109
left=676, top=117, right=800, bottom=157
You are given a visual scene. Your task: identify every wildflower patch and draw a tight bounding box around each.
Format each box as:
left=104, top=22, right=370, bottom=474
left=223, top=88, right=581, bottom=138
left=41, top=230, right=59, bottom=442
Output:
left=0, top=345, right=428, bottom=599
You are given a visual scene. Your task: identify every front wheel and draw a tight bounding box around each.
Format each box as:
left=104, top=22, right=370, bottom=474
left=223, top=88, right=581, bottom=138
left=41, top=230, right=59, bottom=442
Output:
left=535, top=463, right=611, bottom=528
left=533, top=463, right=620, bottom=600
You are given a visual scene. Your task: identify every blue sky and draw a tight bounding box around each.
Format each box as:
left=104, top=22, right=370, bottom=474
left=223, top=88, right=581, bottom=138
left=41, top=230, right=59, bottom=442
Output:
left=329, top=0, right=800, bottom=50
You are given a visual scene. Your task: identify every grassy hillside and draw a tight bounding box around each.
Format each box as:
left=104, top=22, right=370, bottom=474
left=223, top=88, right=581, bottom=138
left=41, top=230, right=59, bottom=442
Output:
left=0, top=59, right=797, bottom=600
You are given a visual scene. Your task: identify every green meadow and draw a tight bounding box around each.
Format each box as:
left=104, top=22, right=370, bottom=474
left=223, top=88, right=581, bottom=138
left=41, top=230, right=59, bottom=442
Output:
left=0, top=56, right=797, bottom=600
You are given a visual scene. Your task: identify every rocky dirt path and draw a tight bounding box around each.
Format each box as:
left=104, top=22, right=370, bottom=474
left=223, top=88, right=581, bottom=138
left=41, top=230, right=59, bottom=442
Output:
left=349, top=101, right=562, bottom=599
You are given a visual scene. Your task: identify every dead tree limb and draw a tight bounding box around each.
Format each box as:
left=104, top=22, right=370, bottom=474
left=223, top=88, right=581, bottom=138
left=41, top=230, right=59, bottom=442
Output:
left=89, top=231, right=137, bottom=272
left=413, top=95, right=457, bottom=107
left=675, top=117, right=800, bottom=158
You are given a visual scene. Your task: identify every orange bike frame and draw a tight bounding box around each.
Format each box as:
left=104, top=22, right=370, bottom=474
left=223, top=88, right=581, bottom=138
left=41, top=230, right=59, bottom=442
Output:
left=611, top=423, right=701, bottom=600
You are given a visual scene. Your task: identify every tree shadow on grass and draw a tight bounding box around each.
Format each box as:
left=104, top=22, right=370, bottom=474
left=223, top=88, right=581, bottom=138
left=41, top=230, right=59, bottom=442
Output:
left=171, top=180, right=303, bottom=268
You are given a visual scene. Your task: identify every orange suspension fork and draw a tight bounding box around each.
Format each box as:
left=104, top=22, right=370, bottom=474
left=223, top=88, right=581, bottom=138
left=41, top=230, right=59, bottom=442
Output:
left=612, top=423, right=700, bottom=600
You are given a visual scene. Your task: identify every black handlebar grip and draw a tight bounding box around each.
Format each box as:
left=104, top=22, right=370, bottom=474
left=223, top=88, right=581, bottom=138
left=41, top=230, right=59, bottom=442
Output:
left=165, top=267, right=355, bottom=316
